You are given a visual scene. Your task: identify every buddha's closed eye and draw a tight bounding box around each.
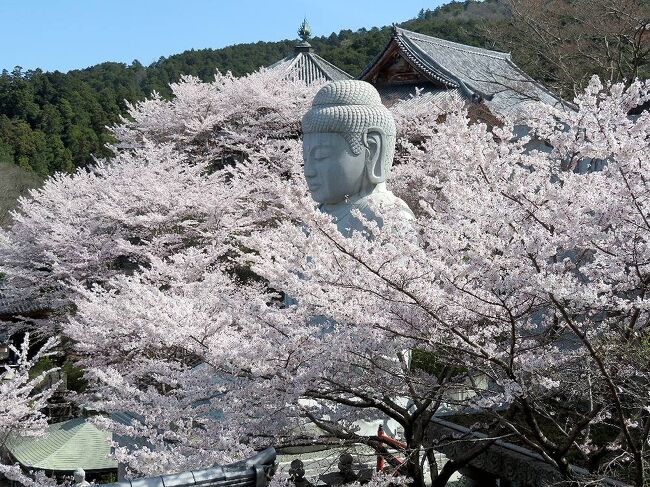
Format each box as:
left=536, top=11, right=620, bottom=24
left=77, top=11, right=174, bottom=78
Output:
left=311, top=148, right=332, bottom=160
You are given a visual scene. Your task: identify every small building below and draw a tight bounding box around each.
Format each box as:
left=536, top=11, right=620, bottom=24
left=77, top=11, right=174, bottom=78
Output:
left=4, top=417, right=118, bottom=483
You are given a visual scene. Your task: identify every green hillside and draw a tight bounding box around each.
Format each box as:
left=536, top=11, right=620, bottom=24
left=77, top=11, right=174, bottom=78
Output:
left=0, top=162, right=41, bottom=226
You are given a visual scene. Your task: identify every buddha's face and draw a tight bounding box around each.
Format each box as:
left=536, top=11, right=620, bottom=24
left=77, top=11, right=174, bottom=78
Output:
left=303, top=132, right=367, bottom=205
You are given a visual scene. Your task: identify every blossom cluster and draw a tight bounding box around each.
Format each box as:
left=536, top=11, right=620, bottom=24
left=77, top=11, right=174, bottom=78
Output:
left=1, top=71, right=649, bottom=486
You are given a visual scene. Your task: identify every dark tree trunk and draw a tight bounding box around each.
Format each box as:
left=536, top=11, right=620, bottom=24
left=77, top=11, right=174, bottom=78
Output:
left=404, top=445, right=425, bottom=487
left=426, top=447, right=439, bottom=485
left=431, top=460, right=459, bottom=487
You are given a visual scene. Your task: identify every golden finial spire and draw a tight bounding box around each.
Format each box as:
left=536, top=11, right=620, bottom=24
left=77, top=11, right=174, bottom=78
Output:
left=297, top=18, right=311, bottom=42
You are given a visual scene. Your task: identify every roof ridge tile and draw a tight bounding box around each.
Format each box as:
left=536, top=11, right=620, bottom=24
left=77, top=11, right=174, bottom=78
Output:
left=395, top=27, right=510, bottom=60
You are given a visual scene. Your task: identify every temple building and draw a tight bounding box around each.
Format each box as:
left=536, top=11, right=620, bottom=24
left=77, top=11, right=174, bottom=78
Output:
left=267, top=19, right=352, bottom=84
left=266, top=24, right=566, bottom=122
left=360, top=27, right=568, bottom=122
left=0, top=288, right=49, bottom=323
left=5, top=418, right=119, bottom=482
left=0, top=281, right=51, bottom=364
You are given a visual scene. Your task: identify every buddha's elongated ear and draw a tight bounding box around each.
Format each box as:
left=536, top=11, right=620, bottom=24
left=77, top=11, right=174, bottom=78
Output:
left=363, top=127, right=386, bottom=184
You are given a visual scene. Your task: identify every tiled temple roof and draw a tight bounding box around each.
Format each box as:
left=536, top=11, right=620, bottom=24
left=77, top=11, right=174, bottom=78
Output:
left=375, top=82, right=468, bottom=108
left=361, top=27, right=569, bottom=121
left=0, top=282, right=50, bottom=319
left=7, top=418, right=118, bottom=471
left=267, top=42, right=353, bottom=85
left=0, top=294, right=46, bottom=317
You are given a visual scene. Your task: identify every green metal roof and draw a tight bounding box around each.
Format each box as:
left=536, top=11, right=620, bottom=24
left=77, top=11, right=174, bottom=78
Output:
left=7, top=417, right=118, bottom=471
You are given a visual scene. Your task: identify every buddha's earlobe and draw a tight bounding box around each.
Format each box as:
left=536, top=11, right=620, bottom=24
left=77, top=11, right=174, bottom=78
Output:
left=363, top=128, right=386, bottom=184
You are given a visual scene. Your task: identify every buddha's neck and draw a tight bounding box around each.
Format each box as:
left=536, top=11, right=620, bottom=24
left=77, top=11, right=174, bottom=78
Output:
left=321, top=182, right=387, bottom=213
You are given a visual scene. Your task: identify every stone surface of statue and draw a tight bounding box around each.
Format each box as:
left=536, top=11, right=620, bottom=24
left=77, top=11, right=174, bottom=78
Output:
left=302, top=80, right=414, bottom=237
left=73, top=468, right=90, bottom=487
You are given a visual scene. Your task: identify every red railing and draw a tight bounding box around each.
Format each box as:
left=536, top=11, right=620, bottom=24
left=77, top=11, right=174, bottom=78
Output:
left=376, top=425, right=406, bottom=472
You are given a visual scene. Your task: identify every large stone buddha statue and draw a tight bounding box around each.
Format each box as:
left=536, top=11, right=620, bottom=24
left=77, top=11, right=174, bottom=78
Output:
left=302, top=80, right=414, bottom=237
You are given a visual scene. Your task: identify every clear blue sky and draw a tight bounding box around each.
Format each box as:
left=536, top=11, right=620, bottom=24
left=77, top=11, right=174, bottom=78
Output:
left=0, top=0, right=445, bottom=73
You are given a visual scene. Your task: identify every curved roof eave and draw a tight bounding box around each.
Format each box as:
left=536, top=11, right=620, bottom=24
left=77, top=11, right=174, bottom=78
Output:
left=394, top=26, right=511, bottom=59
left=359, top=26, right=491, bottom=101
left=358, top=33, right=397, bottom=80
left=394, top=30, right=491, bottom=100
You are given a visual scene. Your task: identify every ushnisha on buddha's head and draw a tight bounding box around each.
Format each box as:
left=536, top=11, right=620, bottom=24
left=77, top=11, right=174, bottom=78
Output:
left=302, top=80, right=396, bottom=206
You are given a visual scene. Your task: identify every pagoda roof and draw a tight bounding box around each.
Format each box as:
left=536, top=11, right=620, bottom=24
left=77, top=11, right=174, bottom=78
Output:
left=361, top=27, right=569, bottom=120
left=267, top=42, right=353, bottom=85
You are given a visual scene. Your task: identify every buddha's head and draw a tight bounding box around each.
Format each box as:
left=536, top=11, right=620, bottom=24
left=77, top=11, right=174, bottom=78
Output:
left=302, top=80, right=396, bottom=205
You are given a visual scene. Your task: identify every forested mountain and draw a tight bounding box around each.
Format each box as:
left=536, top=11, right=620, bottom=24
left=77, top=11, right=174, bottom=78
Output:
left=0, top=0, right=508, bottom=177
left=0, top=0, right=647, bottom=178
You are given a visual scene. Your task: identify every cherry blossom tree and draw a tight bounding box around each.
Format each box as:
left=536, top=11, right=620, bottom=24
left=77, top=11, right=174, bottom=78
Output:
left=0, top=69, right=318, bottom=332
left=111, top=69, right=319, bottom=162
left=0, top=335, right=59, bottom=486
left=1, top=68, right=649, bottom=487
left=0, top=69, right=322, bottom=477
left=247, top=77, right=650, bottom=485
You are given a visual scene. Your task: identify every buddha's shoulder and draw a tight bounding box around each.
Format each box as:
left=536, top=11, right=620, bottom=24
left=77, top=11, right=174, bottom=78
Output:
left=366, top=190, right=415, bottom=220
